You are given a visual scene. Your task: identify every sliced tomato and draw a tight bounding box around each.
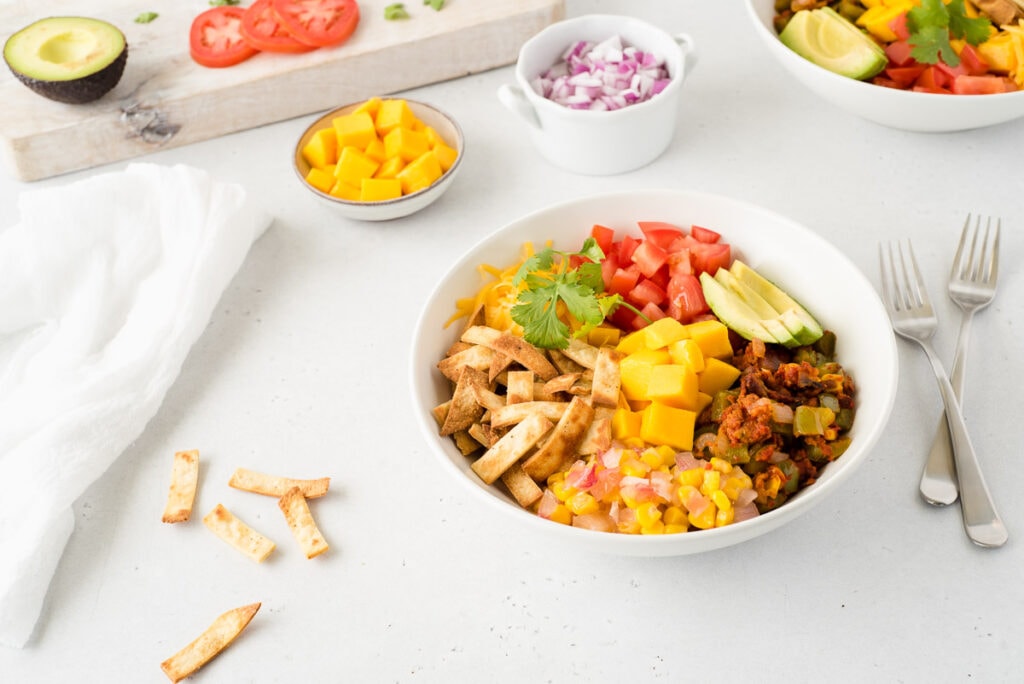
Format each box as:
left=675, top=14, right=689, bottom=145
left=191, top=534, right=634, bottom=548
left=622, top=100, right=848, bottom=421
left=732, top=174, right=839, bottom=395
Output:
left=666, top=250, right=692, bottom=278
left=915, top=66, right=952, bottom=91
left=638, top=221, right=684, bottom=249
left=271, top=0, right=360, bottom=48
left=885, top=64, right=927, bottom=88
left=190, top=6, right=260, bottom=68
left=666, top=274, right=708, bottom=323
left=958, top=44, right=990, bottom=77
left=630, top=240, right=668, bottom=278
left=952, top=74, right=1011, bottom=95
left=628, top=278, right=667, bottom=309
left=689, top=224, right=721, bottom=244
left=884, top=40, right=915, bottom=68
left=608, top=266, right=640, bottom=297
left=689, top=242, right=731, bottom=276
left=590, top=224, right=615, bottom=256
left=241, top=0, right=317, bottom=53
left=617, top=235, right=641, bottom=264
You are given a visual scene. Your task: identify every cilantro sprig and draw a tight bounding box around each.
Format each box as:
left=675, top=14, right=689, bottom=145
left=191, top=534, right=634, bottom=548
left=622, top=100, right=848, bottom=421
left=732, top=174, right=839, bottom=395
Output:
left=510, top=239, right=645, bottom=349
left=907, top=0, right=992, bottom=67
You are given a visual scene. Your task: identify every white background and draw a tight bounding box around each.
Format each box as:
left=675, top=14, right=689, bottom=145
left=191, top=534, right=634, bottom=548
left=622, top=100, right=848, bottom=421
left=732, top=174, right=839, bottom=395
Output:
left=2, top=0, right=1023, bottom=681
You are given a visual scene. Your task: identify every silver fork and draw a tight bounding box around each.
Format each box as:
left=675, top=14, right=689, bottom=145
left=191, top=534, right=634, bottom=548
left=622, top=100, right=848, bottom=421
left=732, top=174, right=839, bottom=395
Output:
left=879, top=240, right=1007, bottom=548
left=920, top=215, right=1001, bottom=506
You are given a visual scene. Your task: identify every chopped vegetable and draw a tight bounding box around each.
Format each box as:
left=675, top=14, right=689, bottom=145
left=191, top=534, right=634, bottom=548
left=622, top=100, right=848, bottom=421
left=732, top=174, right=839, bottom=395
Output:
left=210, top=0, right=241, bottom=6
left=272, top=0, right=360, bottom=47
left=135, top=12, right=158, bottom=24
left=385, top=3, right=410, bottom=20
left=241, top=0, right=317, bottom=53
left=907, top=0, right=992, bottom=66
left=189, top=6, right=259, bottom=68
left=425, top=0, right=446, bottom=9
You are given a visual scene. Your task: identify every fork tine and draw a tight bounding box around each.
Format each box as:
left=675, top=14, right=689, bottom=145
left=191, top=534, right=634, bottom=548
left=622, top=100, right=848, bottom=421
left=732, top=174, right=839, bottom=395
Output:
left=878, top=242, right=893, bottom=308
left=986, top=217, right=1000, bottom=284
left=905, top=240, right=929, bottom=309
left=951, top=213, right=975, bottom=281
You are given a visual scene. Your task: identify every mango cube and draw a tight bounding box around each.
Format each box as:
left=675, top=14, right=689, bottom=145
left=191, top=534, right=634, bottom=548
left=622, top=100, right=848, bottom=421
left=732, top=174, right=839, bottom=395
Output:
left=432, top=141, right=458, bottom=171
left=640, top=402, right=696, bottom=451
left=375, top=99, right=415, bottom=134
left=644, top=317, right=689, bottom=349
left=332, top=111, right=377, bottom=149
left=668, top=338, right=705, bottom=372
left=328, top=180, right=360, bottom=201
left=616, top=329, right=649, bottom=355
left=698, top=357, right=741, bottom=396
left=374, top=156, right=405, bottom=179
left=302, top=128, right=338, bottom=169
left=587, top=326, right=621, bottom=348
left=396, top=150, right=442, bottom=194
left=364, top=137, right=386, bottom=163
left=384, top=127, right=430, bottom=163
left=618, top=348, right=672, bottom=401
left=304, top=167, right=335, bottom=193
left=686, top=320, right=733, bottom=359
left=360, top=178, right=402, bottom=202
left=353, top=96, right=382, bottom=117
left=334, top=147, right=380, bottom=187
left=645, top=364, right=699, bottom=410
left=611, top=408, right=643, bottom=441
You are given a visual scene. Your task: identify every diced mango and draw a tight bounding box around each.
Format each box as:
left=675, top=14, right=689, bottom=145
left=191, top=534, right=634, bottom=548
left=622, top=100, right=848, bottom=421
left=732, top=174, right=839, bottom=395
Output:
left=640, top=401, right=696, bottom=451
left=978, top=34, right=1016, bottom=74
left=611, top=408, right=643, bottom=440
left=335, top=147, right=380, bottom=187
left=375, top=98, right=416, bottom=134
left=353, top=96, right=382, bottom=116
left=301, top=128, right=338, bottom=169
left=374, top=156, right=405, bottom=179
left=618, top=348, right=672, bottom=400
left=856, top=3, right=913, bottom=43
left=615, top=329, right=648, bottom=355
left=698, top=357, right=741, bottom=396
left=360, top=178, right=402, bottom=202
left=587, top=326, right=621, bottom=348
left=686, top=320, right=733, bottom=360
left=304, top=167, right=335, bottom=193
left=643, top=317, right=689, bottom=349
left=384, top=126, right=430, bottom=163
left=332, top=111, right=378, bottom=149
left=645, top=364, right=699, bottom=410
left=396, top=150, right=443, bottom=194
left=695, top=391, right=713, bottom=415
left=328, top=180, right=360, bottom=201
left=364, top=137, right=386, bottom=163
left=432, top=141, right=459, bottom=171
left=668, top=338, right=705, bottom=372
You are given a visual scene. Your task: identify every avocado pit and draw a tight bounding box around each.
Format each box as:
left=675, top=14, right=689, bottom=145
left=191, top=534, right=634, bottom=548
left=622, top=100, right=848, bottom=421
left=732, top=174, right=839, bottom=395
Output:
left=3, top=16, right=127, bottom=104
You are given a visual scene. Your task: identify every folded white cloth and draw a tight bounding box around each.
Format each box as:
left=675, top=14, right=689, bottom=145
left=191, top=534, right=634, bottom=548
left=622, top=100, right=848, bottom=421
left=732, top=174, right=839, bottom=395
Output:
left=0, top=163, right=271, bottom=648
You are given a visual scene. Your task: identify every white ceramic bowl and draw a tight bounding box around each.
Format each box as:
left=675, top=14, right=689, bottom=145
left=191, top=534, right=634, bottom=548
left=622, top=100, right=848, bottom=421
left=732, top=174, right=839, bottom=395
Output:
left=498, top=14, right=697, bottom=175
left=293, top=99, right=464, bottom=221
left=410, top=189, right=899, bottom=556
left=746, top=0, right=1024, bottom=132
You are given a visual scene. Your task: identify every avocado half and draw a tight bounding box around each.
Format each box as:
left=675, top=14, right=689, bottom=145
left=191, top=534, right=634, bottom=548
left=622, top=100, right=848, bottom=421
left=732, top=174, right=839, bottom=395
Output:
left=3, top=16, right=127, bottom=104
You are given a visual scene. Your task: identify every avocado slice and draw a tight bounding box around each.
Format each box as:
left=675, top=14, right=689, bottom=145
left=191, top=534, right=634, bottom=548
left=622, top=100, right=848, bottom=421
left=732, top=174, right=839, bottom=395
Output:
left=779, top=7, right=887, bottom=81
left=729, top=261, right=824, bottom=346
left=713, top=269, right=798, bottom=347
left=699, top=272, right=779, bottom=345
left=4, top=16, right=127, bottom=104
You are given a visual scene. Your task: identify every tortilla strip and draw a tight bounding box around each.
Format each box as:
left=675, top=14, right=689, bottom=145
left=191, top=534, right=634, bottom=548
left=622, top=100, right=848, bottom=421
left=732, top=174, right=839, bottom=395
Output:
left=501, top=463, right=544, bottom=508
left=453, top=430, right=482, bottom=456
left=161, top=449, right=199, bottom=524
left=471, top=384, right=506, bottom=413
left=489, top=401, right=569, bottom=428
left=522, top=396, right=595, bottom=481
left=278, top=487, right=329, bottom=559
left=160, top=602, right=261, bottom=683
left=471, top=412, right=553, bottom=484
left=440, top=367, right=487, bottom=435
left=431, top=401, right=450, bottom=427
left=488, top=351, right=514, bottom=383
left=203, top=504, right=275, bottom=563
left=461, top=326, right=558, bottom=380
left=591, top=346, right=623, bottom=407
left=506, top=370, right=534, bottom=405
left=578, top=407, right=614, bottom=455
left=228, top=467, right=330, bottom=499
left=548, top=348, right=587, bottom=375
left=561, top=338, right=599, bottom=369
left=543, top=373, right=581, bottom=395
left=438, top=344, right=494, bottom=382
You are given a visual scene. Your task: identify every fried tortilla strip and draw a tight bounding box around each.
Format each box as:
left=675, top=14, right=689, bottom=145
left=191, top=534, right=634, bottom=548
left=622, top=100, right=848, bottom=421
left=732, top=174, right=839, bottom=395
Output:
left=591, top=346, right=623, bottom=407
left=437, top=344, right=494, bottom=383
left=488, top=351, right=515, bottom=383
left=471, top=412, right=553, bottom=484
left=278, top=486, right=329, bottom=559
left=501, top=463, right=544, bottom=508
left=461, top=326, right=558, bottom=380
left=228, top=467, right=330, bottom=499
left=471, top=384, right=506, bottom=413
left=506, top=370, right=534, bottom=405
left=578, top=407, right=614, bottom=455
left=531, top=382, right=563, bottom=402
left=161, top=449, right=199, bottom=524
left=453, top=430, right=482, bottom=456
left=431, top=401, right=450, bottom=427
left=160, top=602, right=261, bottom=683
left=543, top=373, right=581, bottom=395
left=489, top=401, right=569, bottom=428
left=461, top=301, right=487, bottom=332
left=548, top=349, right=587, bottom=375
left=440, top=367, right=487, bottom=436
left=561, top=338, right=599, bottom=369
left=203, top=504, right=275, bottom=562
left=522, top=396, right=595, bottom=481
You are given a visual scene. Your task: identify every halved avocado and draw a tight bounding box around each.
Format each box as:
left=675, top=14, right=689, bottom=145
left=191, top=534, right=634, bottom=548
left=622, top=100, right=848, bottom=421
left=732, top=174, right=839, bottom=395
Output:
left=3, top=16, right=127, bottom=104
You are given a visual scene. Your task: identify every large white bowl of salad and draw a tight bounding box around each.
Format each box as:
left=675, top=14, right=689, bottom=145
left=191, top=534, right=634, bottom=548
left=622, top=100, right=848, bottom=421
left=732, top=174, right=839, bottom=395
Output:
left=747, top=0, right=1024, bottom=131
left=410, top=189, right=898, bottom=556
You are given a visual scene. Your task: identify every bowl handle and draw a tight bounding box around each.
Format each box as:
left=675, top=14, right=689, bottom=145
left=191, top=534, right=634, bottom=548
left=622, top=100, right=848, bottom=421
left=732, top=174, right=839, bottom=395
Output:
left=674, top=32, right=699, bottom=76
left=497, top=84, right=541, bottom=130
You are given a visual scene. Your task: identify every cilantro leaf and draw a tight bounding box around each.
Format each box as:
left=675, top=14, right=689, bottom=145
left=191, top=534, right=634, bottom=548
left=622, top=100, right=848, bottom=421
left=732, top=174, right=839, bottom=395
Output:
left=907, top=0, right=993, bottom=66
left=947, top=0, right=992, bottom=45
left=134, top=11, right=158, bottom=24
left=384, top=3, right=409, bottom=20
left=424, top=0, right=446, bottom=9
left=910, top=24, right=956, bottom=66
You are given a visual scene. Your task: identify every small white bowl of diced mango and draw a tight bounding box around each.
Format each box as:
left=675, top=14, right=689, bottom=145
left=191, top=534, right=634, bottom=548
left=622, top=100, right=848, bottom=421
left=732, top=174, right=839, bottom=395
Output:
left=294, top=97, right=464, bottom=221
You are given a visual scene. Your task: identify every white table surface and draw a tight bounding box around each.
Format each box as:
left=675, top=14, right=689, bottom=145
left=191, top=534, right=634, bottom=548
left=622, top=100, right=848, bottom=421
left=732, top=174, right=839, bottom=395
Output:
left=2, top=1, right=1023, bottom=681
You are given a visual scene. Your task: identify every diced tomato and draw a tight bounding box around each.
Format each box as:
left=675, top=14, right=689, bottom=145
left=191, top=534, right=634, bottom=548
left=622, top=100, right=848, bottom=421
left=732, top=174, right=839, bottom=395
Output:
left=885, top=64, right=927, bottom=88
left=628, top=278, right=667, bottom=308
left=952, top=74, right=1011, bottom=95
left=190, top=6, right=260, bottom=68
left=630, top=239, right=669, bottom=278
left=666, top=251, right=692, bottom=278
left=689, top=242, right=731, bottom=276
left=935, top=58, right=968, bottom=81
left=872, top=76, right=903, bottom=89
left=637, top=221, right=685, bottom=249
left=590, top=224, right=615, bottom=256
left=241, top=0, right=317, bottom=53
left=639, top=302, right=667, bottom=323
left=271, top=0, right=360, bottom=48
left=885, top=40, right=915, bottom=68
left=958, top=44, right=991, bottom=77
left=600, top=249, right=620, bottom=287
left=617, top=235, right=640, bottom=263
left=665, top=274, right=707, bottom=322
left=645, top=265, right=670, bottom=291
left=689, top=225, right=721, bottom=244
left=916, top=66, right=952, bottom=90
left=608, top=266, right=641, bottom=297
left=888, top=12, right=910, bottom=41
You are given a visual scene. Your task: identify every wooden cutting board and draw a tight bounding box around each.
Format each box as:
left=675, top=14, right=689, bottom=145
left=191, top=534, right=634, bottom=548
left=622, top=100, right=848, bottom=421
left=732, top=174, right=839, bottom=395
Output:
left=0, top=0, right=564, bottom=181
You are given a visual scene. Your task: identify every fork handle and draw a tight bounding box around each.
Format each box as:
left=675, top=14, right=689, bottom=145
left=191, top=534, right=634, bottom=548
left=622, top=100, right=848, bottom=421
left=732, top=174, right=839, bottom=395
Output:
left=919, top=313, right=972, bottom=506
left=922, top=344, right=1008, bottom=548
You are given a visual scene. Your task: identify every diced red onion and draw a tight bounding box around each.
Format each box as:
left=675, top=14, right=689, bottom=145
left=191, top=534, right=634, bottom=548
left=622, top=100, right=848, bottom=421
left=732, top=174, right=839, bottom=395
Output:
left=733, top=501, right=760, bottom=523
left=772, top=403, right=794, bottom=424
left=531, top=35, right=671, bottom=111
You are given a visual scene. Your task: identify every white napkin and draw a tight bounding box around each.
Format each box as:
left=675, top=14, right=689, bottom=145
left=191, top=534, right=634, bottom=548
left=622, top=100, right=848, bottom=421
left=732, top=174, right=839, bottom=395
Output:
left=0, top=163, right=271, bottom=648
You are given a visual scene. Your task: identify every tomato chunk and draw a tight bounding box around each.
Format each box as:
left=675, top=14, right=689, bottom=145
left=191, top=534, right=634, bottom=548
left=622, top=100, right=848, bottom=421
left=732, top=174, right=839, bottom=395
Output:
left=666, top=274, right=708, bottom=323
left=630, top=239, right=669, bottom=278
left=190, top=6, right=260, bottom=68
left=591, top=224, right=615, bottom=256
left=689, top=225, right=721, bottom=244
left=638, top=221, right=684, bottom=249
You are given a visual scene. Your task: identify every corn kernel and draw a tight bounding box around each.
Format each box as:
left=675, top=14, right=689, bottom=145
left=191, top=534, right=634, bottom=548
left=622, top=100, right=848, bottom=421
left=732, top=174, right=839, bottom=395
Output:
left=663, top=506, right=687, bottom=526
left=640, top=449, right=663, bottom=469
left=567, top=492, right=599, bottom=516
left=548, top=504, right=573, bottom=525
left=711, top=490, right=732, bottom=512
left=620, top=455, right=650, bottom=478
left=709, top=457, right=732, bottom=474
left=654, top=445, right=676, bottom=467
left=701, top=469, right=721, bottom=496
left=715, top=506, right=735, bottom=527
left=641, top=519, right=666, bottom=535
left=678, top=468, right=704, bottom=488
left=664, top=523, right=689, bottom=534
left=635, top=502, right=662, bottom=527
left=550, top=479, right=576, bottom=503
left=688, top=503, right=716, bottom=529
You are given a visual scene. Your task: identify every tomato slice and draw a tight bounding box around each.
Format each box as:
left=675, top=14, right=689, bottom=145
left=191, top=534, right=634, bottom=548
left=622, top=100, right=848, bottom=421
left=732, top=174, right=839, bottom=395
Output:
left=666, top=274, right=708, bottom=323
left=638, top=221, right=684, bottom=249
left=241, top=0, right=317, bottom=53
left=271, top=0, right=360, bottom=48
left=630, top=240, right=668, bottom=278
left=689, top=224, right=721, bottom=244
left=689, top=242, right=731, bottom=276
left=190, top=6, right=260, bottom=68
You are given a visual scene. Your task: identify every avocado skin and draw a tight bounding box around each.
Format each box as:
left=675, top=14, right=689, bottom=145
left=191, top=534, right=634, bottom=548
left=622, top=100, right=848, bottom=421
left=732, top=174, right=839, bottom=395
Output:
left=10, top=45, right=127, bottom=104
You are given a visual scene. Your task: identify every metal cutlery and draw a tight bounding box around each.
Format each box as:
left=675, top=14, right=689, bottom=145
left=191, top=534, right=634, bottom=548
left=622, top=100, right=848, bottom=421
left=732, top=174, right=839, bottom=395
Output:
left=878, top=239, right=1007, bottom=548
left=920, top=215, right=1001, bottom=506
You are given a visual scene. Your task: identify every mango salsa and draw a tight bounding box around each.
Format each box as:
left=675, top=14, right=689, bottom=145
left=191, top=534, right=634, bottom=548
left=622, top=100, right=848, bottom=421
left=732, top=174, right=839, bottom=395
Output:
left=301, top=97, right=458, bottom=202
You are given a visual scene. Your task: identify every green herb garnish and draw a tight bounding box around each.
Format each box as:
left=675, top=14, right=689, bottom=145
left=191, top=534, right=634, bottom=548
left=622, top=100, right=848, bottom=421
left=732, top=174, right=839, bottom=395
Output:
left=907, top=0, right=992, bottom=66
left=134, top=11, right=158, bottom=24
left=384, top=3, right=410, bottom=19
left=209, top=0, right=241, bottom=6
left=424, top=0, right=445, bottom=10
left=510, top=238, right=645, bottom=349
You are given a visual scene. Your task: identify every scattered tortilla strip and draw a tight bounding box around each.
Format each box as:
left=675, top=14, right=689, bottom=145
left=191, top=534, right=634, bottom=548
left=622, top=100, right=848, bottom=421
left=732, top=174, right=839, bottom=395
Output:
left=228, top=468, right=330, bottom=499
left=471, top=412, right=553, bottom=484
left=506, top=370, right=534, bottom=405
left=543, top=373, right=581, bottom=395
left=561, top=338, right=599, bottom=369
left=489, top=401, right=569, bottom=428
left=531, top=382, right=563, bottom=402
left=438, top=344, right=494, bottom=382
left=522, top=396, right=596, bottom=481
left=591, top=346, right=623, bottom=407
left=203, top=504, right=275, bottom=563
left=431, top=401, right=450, bottom=427
left=578, top=407, right=614, bottom=455
left=440, top=366, right=487, bottom=435
left=501, top=463, right=544, bottom=508
left=461, top=326, right=558, bottom=380
left=471, top=384, right=506, bottom=413
left=161, top=449, right=199, bottom=524
left=488, top=351, right=514, bottom=383
left=278, top=487, right=329, bottom=559
left=548, top=349, right=587, bottom=375
left=453, top=430, right=482, bottom=455
left=160, top=602, right=261, bottom=683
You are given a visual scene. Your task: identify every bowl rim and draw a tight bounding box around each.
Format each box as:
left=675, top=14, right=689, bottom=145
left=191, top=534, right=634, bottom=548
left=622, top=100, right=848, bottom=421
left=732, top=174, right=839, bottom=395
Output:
left=410, top=187, right=899, bottom=555
left=292, top=98, right=466, bottom=207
